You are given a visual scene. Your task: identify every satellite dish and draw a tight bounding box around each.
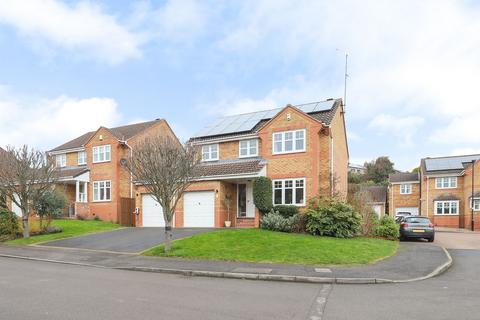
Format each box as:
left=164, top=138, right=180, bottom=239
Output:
left=120, top=158, right=128, bottom=167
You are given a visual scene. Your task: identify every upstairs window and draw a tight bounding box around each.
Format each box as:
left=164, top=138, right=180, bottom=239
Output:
left=435, top=177, right=457, bottom=189
left=92, top=145, right=111, bottom=163
left=55, top=154, right=66, bottom=167
left=273, top=129, right=305, bottom=154
left=239, top=139, right=258, bottom=158
left=78, top=151, right=87, bottom=165
left=471, top=198, right=480, bottom=211
left=202, top=144, right=219, bottom=161
left=400, top=184, right=412, bottom=194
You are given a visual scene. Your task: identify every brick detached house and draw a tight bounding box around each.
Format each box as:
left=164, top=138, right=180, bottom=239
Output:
left=45, top=119, right=178, bottom=224
left=389, top=154, right=480, bottom=230
left=134, top=99, right=349, bottom=228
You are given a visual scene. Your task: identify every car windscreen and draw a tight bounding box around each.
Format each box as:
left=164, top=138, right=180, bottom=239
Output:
left=406, top=217, right=430, bottom=224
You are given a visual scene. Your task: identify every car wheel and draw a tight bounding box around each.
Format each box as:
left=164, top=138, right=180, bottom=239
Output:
left=428, top=236, right=434, bottom=242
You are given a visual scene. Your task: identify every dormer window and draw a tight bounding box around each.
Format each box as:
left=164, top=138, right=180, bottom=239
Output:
left=239, top=139, right=258, bottom=158
left=55, top=154, right=66, bottom=167
left=202, top=144, right=219, bottom=161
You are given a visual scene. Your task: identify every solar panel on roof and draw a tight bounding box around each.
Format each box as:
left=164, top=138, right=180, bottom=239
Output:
left=425, top=155, right=480, bottom=171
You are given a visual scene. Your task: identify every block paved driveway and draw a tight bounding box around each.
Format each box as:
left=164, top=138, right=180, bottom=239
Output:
left=434, top=229, right=480, bottom=250
left=39, top=227, right=214, bottom=254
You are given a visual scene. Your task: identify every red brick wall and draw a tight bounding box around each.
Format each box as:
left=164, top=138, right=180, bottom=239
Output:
left=389, top=183, right=420, bottom=215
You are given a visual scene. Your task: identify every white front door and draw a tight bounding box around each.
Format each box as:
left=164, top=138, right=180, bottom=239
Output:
left=238, top=182, right=255, bottom=218
left=142, top=194, right=165, bottom=227
left=12, top=194, right=22, bottom=217
left=183, top=191, right=215, bottom=227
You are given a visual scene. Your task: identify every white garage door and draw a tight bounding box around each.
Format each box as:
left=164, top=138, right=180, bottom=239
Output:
left=142, top=194, right=165, bottom=227
left=183, top=191, right=215, bottom=227
left=395, top=207, right=419, bottom=216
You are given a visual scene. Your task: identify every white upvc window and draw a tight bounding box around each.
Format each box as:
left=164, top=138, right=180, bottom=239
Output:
left=77, top=151, right=87, bottom=165
left=471, top=198, right=480, bottom=211
left=272, top=129, right=306, bottom=154
left=93, top=180, right=111, bottom=202
left=239, top=139, right=258, bottom=158
left=434, top=200, right=459, bottom=215
left=400, top=184, right=412, bottom=194
left=435, top=177, right=457, bottom=189
left=55, top=154, right=66, bottom=167
left=92, top=145, right=111, bottom=163
left=202, top=144, right=219, bottom=161
left=273, top=178, right=306, bottom=206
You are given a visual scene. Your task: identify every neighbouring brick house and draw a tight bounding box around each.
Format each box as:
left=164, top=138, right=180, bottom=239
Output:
left=133, top=99, right=349, bottom=228
left=389, top=154, right=480, bottom=230
left=388, top=172, right=420, bottom=217
left=44, top=119, right=178, bottom=224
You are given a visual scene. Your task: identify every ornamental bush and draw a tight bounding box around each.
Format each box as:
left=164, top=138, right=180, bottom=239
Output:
left=305, top=197, right=361, bottom=238
left=260, top=209, right=297, bottom=233
left=374, top=216, right=399, bottom=240
left=253, top=177, right=273, bottom=214
left=0, top=208, right=20, bottom=241
left=273, top=205, right=299, bottom=218
left=35, top=189, right=66, bottom=230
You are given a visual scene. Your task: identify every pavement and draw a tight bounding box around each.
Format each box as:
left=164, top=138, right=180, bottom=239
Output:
left=39, top=227, right=215, bottom=253
left=0, top=242, right=479, bottom=319
left=0, top=240, right=451, bottom=283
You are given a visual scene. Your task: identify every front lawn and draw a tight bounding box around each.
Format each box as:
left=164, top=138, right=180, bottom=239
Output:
left=143, top=229, right=398, bottom=266
left=7, top=219, right=121, bottom=245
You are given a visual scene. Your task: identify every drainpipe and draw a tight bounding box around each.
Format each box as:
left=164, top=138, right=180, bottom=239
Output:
left=472, top=160, right=476, bottom=231
left=330, top=130, right=334, bottom=197
left=426, top=176, right=430, bottom=218
left=121, top=140, right=134, bottom=199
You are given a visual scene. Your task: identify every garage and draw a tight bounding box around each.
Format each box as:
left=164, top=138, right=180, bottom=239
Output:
left=183, top=191, right=215, bottom=227
left=395, top=207, right=419, bottom=216
left=141, top=194, right=165, bottom=227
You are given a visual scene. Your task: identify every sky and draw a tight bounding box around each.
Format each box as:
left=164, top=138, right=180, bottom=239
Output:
left=0, top=0, right=479, bottom=171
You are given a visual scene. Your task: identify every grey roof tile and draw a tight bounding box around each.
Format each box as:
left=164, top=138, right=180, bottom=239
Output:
left=389, top=172, right=420, bottom=183
left=194, top=158, right=266, bottom=178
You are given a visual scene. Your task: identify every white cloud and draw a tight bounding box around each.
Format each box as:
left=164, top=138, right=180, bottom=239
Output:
left=430, top=114, right=480, bottom=145
left=368, top=114, right=424, bottom=146
left=0, top=87, right=122, bottom=150
left=0, top=0, right=144, bottom=64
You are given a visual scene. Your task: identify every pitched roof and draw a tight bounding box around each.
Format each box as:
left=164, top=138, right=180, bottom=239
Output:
left=361, top=185, right=387, bottom=203
left=191, top=98, right=341, bottom=142
left=389, top=172, right=420, bottom=183
left=194, top=158, right=266, bottom=178
left=50, top=119, right=162, bottom=152
left=421, top=154, right=480, bottom=174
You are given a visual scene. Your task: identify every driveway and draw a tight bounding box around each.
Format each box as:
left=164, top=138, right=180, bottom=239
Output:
left=39, top=228, right=214, bottom=254
left=434, top=230, right=480, bottom=250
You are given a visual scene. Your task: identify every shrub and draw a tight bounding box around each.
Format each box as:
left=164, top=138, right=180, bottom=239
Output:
left=76, top=214, right=86, bottom=221
left=260, top=210, right=296, bottom=232
left=349, top=189, right=379, bottom=236
left=273, top=205, right=299, bottom=218
left=35, top=189, right=67, bottom=230
left=305, top=197, right=361, bottom=238
left=0, top=208, right=20, bottom=241
left=93, top=216, right=101, bottom=221
left=253, top=177, right=273, bottom=214
left=375, top=216, right=399, bottom=240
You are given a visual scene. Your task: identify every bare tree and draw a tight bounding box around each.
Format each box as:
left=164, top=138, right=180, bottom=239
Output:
left=127, top=135, right=200, bottom=252
left=0, top=146, right=58, bottom=238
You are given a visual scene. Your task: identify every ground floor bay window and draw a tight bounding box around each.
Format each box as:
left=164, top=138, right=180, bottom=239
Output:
left=273, top=178, right=305, bottom=206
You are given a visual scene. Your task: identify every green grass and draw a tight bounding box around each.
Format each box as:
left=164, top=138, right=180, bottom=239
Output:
left=6, top=219, right=121, bottom=245
left=143, top=229, right=398, bottom=266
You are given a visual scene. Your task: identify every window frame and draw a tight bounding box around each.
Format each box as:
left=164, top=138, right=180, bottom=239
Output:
left=238, top=139, right=258, bottom=158
left=92, top=180, right=111, bottom=202
left=435, top=177, right=457, bottom=189
left=77, top=151, right=87, bottom=165
left=434, top=200, right=459, bottom=215
left=272, top=178, right=306, bottom=206
left=92, top=145, right=111, bottom=163
left=399, top=184, right=412, bottom=195
left=201, top=144, right=219, bottom=162
left=55, top=154, right=66, bottom=167
left=471, top=198, right=480, bottom=211
left=272, top=129, right=306, bottom=155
